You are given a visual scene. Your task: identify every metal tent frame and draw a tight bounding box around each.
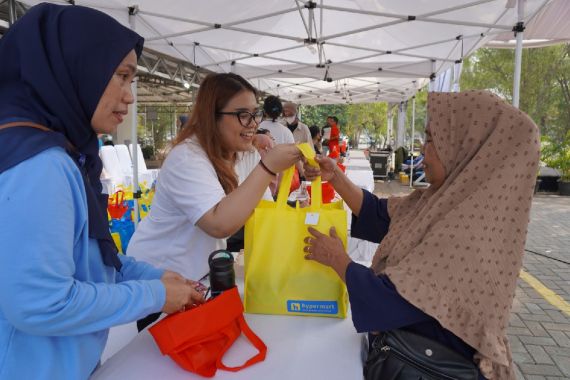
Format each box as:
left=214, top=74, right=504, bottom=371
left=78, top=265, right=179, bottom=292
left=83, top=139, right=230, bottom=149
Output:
left=11, top=0, right=556, bottom=106
left=4, top=0, right=569, bottom=194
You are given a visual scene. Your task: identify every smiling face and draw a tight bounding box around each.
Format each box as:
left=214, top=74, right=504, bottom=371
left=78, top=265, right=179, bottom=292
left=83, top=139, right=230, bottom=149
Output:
left=91, top=49, right=137, bottom=135
left=421, top=126, right=446, bottom=190
left=217, top=90, right=260, bottom=153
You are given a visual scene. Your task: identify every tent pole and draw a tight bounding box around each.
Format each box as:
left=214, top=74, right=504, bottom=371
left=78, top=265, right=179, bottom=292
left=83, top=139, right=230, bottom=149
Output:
left=512, top=0, right=525, bottom=108
left=129, top=7, right=140, bottom=227
left=172, top=103, right=176, bottom=139
left=320, top=0, right=324, bottom=37
left=325, top=41, right=456, bottom=62
left=387, top=105, right=393, bottom=147
left=410, top=97, right=415, bottom=188
left=429, top=60, right=436, bottom=92
left=396, top=101, right=407, bottom=149
left=130, top=79, right=140, bottom=227
left=8, top=0, right=17, bottom=26
left=295, top=0, right=311, bottom=37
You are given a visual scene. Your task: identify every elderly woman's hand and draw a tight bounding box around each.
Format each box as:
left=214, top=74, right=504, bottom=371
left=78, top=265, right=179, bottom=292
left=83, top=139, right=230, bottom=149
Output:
left=304, top=226, right=352, bottom=282
left=303, top=155, right=338, bottom=182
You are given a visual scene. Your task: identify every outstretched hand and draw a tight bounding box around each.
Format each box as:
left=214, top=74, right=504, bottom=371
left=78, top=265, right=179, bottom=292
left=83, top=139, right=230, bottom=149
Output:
left=302, top=155, right=338, bottom=182
left=261, top=144, right=303, bottom=174
left=304, top=226, right=351, bottom=282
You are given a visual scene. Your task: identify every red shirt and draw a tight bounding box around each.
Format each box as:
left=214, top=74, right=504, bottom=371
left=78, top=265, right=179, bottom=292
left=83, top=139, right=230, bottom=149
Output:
left=328, top=124, right=340, bottom=151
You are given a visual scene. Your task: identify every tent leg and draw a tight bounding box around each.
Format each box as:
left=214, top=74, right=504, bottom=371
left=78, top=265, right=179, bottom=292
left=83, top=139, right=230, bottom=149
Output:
left=8, top=0, right=17, bottom=25
left=387, top=105, right=393, bottom=147
left=130, top=80, right=140, bottom=227
left=512, top=0, right=525, bottom=108
left=409, top=97, right=415, bottom=188
left=129, top=9, right=140, bottom=228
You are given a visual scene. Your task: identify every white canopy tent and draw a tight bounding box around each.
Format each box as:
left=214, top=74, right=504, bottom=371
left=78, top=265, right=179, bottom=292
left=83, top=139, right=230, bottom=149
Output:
left=14, top=0, right=556, bottom=105
left=487, top=0, right=570, bottom=48
left=6, top=0, right=570, bottom=205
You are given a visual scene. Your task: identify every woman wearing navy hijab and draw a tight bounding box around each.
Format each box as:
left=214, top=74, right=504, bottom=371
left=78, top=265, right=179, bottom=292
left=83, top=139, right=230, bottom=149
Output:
left=0, top=4, right=203, bottom=379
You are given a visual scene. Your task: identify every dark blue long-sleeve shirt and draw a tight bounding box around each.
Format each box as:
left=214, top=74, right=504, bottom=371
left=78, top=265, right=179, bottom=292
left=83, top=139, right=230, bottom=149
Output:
left=348, top=190, right=485, bottom=379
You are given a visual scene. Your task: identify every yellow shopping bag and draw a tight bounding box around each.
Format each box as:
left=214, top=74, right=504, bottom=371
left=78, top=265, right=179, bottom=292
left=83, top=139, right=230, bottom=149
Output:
left=244, top=143, right=348, bottom=318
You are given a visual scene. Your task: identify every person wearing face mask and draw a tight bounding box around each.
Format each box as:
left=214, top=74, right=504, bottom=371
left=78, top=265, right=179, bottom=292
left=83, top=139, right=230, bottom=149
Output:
left=302, top=91, right=540, bottom=380
left=257, top=95, right=307, bottom=182
left=282, top=101, right=314, bottom=151
left=128, top=74, right=301, bottom=330
left=0, top=4, right=203, bottom=379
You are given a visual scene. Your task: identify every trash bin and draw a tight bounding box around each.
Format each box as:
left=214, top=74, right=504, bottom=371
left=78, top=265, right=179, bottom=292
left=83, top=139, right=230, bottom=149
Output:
left=369, top=151, right=389, bottom=179
left=537, top=167, right=560, bottom=192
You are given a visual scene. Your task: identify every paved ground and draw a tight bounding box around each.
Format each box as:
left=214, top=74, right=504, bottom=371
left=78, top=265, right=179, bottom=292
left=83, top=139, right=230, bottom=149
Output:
left=372, top=181, right=570, bottom=379
left=511, top=195, right=570, bottom=380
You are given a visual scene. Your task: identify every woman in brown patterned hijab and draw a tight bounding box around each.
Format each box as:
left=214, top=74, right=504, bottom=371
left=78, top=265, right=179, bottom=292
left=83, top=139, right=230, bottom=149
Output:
left=303, top=90, right=540, bottom=379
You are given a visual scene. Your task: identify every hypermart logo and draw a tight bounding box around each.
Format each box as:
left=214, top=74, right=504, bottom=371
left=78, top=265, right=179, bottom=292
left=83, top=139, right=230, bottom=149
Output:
left=287, top=300, right=338, bottom=315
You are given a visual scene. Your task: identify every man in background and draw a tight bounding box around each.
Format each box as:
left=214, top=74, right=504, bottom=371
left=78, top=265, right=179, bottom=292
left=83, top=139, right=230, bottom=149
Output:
left=326, top=116, right=340, bottom=158
left=283, top=101, right=314, bottom=151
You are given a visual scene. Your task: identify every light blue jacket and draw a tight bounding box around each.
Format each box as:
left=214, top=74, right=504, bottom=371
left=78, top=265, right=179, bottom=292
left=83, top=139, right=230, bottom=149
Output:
left=0, top=147, right=166, bottom=379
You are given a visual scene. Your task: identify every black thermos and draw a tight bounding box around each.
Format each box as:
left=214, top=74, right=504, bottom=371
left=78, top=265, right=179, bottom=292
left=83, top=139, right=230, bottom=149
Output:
left=208, top=250, right=235, bottom=297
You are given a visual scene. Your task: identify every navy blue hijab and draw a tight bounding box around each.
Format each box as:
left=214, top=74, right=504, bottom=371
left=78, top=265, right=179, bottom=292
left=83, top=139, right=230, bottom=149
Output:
left=0, top=3, right=144, bottom=270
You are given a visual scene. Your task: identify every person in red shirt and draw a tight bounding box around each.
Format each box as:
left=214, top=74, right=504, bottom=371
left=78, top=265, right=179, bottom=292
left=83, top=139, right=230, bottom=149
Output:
left=326, top=116, right=340, bottom=157
left=340, top=139, right=347, bottom=157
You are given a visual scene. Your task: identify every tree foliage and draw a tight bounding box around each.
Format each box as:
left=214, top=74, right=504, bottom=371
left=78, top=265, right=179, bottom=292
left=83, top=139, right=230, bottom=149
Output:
left=137, top=105, right=189, bottom=159
left=345, top=102, right=388, bottom=146
left=301, top=103, right=393, bottom=147
left=460, top=44, right=570, bottom=143
left=300, top=104, right=348, bottom=130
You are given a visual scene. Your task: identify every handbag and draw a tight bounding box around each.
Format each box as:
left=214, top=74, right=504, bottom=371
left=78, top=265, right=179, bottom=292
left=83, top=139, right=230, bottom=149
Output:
left=149, top=287, right=267, bottom=378
left=244, top=143, right=348, bottom=318
left=364, top=329, right=479, bottom=380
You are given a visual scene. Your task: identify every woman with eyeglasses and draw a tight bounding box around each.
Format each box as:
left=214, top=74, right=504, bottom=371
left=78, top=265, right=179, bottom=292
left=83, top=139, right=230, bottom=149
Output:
left=128, top=73, right=301, bottom=330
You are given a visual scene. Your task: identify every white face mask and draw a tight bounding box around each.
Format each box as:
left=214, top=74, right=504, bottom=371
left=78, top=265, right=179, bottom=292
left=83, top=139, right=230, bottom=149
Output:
left=285, top=115, right=296, bottom=124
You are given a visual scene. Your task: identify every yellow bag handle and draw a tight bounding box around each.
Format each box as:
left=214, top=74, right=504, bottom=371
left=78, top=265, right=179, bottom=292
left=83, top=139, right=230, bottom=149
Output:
left=276, top=143, right=322, bottom=211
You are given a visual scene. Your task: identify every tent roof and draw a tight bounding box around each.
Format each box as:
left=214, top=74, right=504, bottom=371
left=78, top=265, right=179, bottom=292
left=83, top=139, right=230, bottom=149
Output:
left=15, top=0, right=562, bottom=104
left=487, top=0, right=570, bottom=48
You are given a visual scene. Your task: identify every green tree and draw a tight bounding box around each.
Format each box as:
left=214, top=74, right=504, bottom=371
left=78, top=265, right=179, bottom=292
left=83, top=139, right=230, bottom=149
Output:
left=300, top=102, right=393, bottom=148
left=460, top=44, right=570, bottom=175
left=541, top=132, right=570, bottom=181
left=460, top=44, right=570, bottom=142
left=300, top=104, right=348, bottom=130
left=345, top=102, right=387, bottom=147
left=137, top=105, right=188, bottom=159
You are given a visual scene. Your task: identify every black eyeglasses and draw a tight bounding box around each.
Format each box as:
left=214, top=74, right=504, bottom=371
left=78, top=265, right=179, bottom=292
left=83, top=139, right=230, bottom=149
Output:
left=217, top=110, right=264, bottom=128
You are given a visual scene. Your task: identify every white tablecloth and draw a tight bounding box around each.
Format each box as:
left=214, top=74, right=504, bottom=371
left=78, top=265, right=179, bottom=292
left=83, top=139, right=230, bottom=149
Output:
left=344, top=152, right=375, bottom=194
left=92, top=285, right=364, bottom=380
left=346, top=169, right=374, bottom=193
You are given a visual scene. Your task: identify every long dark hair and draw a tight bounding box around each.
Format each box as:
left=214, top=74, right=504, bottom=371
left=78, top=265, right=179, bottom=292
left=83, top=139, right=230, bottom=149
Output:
left=174, top=73, right=257, bottom=194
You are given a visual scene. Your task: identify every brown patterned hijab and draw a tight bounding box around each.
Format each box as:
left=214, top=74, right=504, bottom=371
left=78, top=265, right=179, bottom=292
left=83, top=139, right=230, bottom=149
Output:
left=372, top=91, right=540, bottom=379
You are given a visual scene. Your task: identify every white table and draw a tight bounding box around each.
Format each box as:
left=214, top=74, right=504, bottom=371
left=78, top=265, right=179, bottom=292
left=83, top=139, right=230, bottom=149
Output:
left=92, top=284, right=364, bottom=380
left=346, top=169, right=374, bottom=193
left=344, top=152, right=375, bottom=194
